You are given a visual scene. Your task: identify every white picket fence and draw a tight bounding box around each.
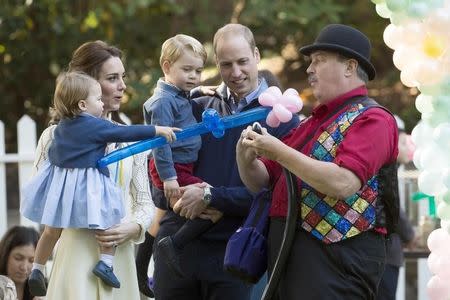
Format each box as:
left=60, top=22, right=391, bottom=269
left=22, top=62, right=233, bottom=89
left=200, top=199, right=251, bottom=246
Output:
left=0, top=115, right=38, bottom=237
left=0, top=115, right=432, bottom=300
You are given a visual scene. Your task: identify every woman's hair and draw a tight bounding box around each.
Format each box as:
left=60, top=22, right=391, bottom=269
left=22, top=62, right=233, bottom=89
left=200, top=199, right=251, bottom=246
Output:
left=68, top=40, right=122, bottom=79
left=160, top=34, right=207, bottom=67
left=68, top=40, right=125, bottom=124
left=0, top=226, right=40, bottom=276
left=52, top=71, right=98, bottom=120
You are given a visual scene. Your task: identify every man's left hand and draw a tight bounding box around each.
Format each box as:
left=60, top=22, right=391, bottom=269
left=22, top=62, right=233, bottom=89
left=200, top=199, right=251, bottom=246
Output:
left=173, top=183, right=209, bottom=219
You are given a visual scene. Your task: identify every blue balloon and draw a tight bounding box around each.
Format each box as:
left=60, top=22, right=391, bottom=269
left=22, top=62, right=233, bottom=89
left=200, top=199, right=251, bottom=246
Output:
left=97, top=107, right=270, bottom=168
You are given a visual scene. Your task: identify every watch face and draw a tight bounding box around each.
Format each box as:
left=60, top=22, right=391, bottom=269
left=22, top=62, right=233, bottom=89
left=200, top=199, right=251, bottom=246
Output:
left=203, top=187, right=212, bottom=204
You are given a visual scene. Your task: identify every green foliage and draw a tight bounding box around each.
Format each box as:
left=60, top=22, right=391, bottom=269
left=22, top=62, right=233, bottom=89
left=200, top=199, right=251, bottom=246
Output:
left=0, top=0, right=418, bottom=150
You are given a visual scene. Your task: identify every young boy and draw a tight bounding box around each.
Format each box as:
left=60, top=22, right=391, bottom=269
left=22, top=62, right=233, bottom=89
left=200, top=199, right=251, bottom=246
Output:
left=137, top=34, right=216, bottom=295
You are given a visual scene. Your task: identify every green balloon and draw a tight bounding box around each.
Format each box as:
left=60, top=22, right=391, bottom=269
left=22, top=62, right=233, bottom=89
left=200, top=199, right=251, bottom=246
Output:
left=408, top=2, right=429, bottom=19
left=386, top=0, right=408, bottom=12
left=390, top=12, right=410, bottom=25
left=443, top=191, right=450, bottom=204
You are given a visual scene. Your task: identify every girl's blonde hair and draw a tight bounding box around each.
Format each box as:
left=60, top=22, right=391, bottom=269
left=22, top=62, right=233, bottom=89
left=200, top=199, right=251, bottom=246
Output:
left=53, top=71, right=98, bottom=120
left=159, top=34, right=207, bottom=67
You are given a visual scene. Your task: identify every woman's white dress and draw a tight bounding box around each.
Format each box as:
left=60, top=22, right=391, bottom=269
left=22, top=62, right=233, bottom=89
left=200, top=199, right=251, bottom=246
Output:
left=32, top=125, right=155, bottom=300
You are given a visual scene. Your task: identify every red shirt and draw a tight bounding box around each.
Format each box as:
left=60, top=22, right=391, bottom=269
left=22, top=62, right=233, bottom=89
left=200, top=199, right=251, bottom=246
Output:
left=262, top=86, right=399, bottom=217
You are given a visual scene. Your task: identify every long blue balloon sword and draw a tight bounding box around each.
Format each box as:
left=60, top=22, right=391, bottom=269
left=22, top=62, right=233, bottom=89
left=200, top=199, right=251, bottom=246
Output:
left=97, top=107, right=270, bottom=168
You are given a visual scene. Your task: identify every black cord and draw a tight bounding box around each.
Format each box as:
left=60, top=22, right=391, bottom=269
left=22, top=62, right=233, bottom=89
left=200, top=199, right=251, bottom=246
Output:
left=261, top=169, right=299, bottom=300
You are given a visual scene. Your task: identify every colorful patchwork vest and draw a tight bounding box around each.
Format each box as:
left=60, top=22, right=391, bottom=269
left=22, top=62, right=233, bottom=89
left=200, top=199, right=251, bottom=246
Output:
left=300, top=103, right=379, bottom=244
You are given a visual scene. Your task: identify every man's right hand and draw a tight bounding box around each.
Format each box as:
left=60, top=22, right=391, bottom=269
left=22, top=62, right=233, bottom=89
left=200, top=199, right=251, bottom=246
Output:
left=173, top=183, right=209, bottom=220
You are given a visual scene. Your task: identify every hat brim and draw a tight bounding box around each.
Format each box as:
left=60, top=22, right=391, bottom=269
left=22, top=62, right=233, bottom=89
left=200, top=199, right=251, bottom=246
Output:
left=300, top=43, right=376, bottom=80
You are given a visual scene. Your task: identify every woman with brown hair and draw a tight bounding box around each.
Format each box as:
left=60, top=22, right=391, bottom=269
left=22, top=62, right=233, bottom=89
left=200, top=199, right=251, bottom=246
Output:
left=0, top=226, right=40, bottom=300
left=32, top=41, right=155, bottom=299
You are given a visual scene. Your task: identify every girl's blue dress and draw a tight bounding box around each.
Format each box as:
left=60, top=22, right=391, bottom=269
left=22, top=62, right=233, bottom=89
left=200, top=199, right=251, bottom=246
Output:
left=20, top=113, right=156, bottom=229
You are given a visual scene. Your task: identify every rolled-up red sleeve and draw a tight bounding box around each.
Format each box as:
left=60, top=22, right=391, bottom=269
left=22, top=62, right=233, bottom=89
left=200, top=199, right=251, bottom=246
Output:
left=334, top=108, right=398, bottom=185
left=260, top=157, right=282, bottom=186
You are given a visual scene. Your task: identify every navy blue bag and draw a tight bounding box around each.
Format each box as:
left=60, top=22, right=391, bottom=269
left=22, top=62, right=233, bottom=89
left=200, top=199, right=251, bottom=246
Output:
left=223, top=189, right=271, bottom=283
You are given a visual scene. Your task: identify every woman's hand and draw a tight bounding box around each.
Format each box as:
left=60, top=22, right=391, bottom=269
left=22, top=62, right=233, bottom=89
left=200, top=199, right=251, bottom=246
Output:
left=95, top=222, right=141, bottom=248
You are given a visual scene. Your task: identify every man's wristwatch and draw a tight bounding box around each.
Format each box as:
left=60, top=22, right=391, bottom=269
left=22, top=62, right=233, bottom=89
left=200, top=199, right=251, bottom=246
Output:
left=203, top=186, right=212, bottom=206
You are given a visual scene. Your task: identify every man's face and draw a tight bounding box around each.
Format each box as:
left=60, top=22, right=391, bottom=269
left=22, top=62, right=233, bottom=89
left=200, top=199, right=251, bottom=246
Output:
left=306, top=51, right=349, bottom=103
left=215, top=35, right=260, bottom=100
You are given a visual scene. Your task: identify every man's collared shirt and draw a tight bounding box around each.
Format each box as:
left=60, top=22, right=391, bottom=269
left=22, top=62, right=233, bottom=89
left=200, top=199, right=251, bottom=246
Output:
left=227, top=79, right=268, bottom=113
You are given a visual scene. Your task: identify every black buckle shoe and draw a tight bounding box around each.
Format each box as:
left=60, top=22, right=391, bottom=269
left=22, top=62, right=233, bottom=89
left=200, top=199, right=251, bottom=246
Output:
left=28, top=269, right=47, bottom=296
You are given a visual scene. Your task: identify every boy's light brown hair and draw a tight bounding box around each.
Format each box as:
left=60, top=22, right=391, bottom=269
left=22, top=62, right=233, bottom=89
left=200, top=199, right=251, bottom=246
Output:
left=159, top=34, right=207, bottom=68
left=53, top=71, right=98, bottom=120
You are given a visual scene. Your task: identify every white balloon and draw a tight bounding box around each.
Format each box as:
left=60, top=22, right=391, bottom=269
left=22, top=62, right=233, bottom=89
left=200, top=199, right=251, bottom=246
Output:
left=433, top=123, right=450, bottom=150
left=416, top=60, right=446, bottom=87
left=403, top=22, right=426, bottom=44
left=443, top=169, right=450, bottom=189
left=393, top=47, right=410, bottom=71
left=420, top=144, right=450, bottom=171
left=383, top=24, right=403, bottom=49
left=437, top=201, right=450, bottom=220
left=413, top=148, right=423, bottom=169
left=412, top=120, right=434, bottom=145
left=400, top=66, right=419, bottom=87
left=426, top=9, right=450, bottom=36
left=415, top=94, right=434, bottom=114
left=418, top=170, right=445, bottom=195
left=376, top=3, right=392, bottom=18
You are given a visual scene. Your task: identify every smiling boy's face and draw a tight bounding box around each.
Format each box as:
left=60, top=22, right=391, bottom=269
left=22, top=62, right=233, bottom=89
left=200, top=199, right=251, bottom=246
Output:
left=163, top=49, right=204, bottom=92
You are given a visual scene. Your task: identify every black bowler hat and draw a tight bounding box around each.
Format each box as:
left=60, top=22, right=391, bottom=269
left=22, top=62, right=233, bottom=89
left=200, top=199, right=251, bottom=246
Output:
left=300, top=24, right=376, bottom=80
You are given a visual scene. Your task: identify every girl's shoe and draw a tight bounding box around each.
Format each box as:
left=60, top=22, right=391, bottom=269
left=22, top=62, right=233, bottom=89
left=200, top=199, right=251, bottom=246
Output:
left=92, top=261, right=121, bottom=288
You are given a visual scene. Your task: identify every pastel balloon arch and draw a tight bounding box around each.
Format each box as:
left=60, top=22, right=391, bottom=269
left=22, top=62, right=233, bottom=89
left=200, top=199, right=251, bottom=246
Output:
left=372, top=0, right=450, bottom=299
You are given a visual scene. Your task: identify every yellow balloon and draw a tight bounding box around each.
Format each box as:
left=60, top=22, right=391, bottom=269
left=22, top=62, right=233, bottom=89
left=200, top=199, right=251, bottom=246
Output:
left=423, top=35, right=446, bottom=58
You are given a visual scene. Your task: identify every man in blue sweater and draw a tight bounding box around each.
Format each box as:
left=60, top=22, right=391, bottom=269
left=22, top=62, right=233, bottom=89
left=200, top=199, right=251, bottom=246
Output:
left=152, top=23, right=299, bottom=300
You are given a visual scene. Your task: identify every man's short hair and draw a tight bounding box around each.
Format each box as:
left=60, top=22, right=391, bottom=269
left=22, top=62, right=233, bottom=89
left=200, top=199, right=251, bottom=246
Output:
left=336, top=54, right=369, bottom=84
left=213, top=24, right=256, bottom=54
left=159, top=34, right=207, bottom=67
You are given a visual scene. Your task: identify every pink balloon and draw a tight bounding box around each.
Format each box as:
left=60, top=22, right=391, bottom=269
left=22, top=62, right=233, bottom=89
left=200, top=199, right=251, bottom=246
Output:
left=281, top=95, right=303, bottom=113
left=427, top=275, right=450, bottom=300
left=428, top=228, right=450, bottom=254
left=258, top=86, right=304, bottom=127
left=259, top=92, right=277, bottom=106
left=435, top=255, right=450, bottom=279
left=265, top=86, right=282, bottom=98
left=428, top=252, right=440, bottom=274
left=266, top=111, right=280, bottom=127
left=273, top=104, right=292, bottom=123
left=283, top=88, right=299, bottom=97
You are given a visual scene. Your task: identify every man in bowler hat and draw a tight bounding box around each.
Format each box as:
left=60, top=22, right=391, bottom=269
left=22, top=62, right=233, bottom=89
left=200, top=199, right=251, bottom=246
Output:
left=236, top=24, right=399, bottom=299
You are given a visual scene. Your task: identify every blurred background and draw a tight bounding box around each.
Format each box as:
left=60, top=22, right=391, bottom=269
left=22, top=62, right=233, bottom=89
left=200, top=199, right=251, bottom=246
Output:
left=0, top=0, right=419, bottom=208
